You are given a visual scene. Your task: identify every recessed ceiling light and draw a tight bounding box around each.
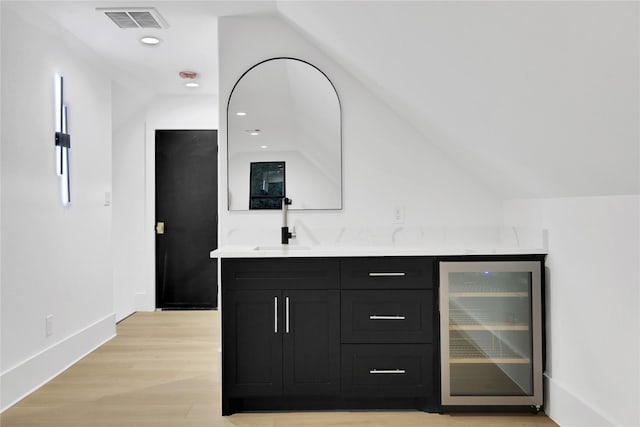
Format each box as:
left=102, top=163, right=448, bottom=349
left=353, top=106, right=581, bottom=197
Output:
left=250, top=131, right=260, bottom=136
left=140, top=36, right=160, bottom=45
left=236, top=112, right=247, bottom=116
left=260, top=145, right=268, bottom=149
left=184, top=82, right=199, bottom=88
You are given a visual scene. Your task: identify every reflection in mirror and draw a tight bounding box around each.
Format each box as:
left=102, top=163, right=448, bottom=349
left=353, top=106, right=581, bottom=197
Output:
left=249, top=161, right=285, bottom=210
left=227, top=58, right=342, bottom=210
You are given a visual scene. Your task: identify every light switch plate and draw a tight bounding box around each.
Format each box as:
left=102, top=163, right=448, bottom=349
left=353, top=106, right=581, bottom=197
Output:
left=46, top=315, right=53, bottom=336
left=392, top=206, right=405, bottom=224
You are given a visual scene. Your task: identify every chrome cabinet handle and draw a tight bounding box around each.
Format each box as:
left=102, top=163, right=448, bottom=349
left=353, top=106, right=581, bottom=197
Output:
left=369, top=272, right=406, bottom=277
left=369, top=315, right=406, bottom=320
left=285, top=296, right=290, bottom=334
left=274, top=296, right=278, bottom=333
left=369, top=369, right=406, bottom=374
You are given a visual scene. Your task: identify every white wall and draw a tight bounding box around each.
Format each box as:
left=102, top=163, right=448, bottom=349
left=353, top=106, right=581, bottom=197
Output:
left=112, top=94, right=218, bottom=316
left=0, top=1, right=3, bottom=410
left=504, top=196, right=640, bottom=427
left=0, top=5, right=114, bottom=411
left=112, top=84, right=147, bottom=321
left=217, top=16, right=504, bottom=248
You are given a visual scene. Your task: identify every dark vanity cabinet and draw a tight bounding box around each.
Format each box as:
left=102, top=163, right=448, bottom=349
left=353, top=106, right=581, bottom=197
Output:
left=222, top=258, right=341, bottom=414
left=339, top=258, right=437, bottom=408
left=220, top=254, right=545, bottom=415
left=221, top=256, right=438, bottom=414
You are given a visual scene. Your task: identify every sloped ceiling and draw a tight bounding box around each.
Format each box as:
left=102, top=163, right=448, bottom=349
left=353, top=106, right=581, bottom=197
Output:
left=5, top=1, right=638, bottom=200
left=277, top=1, right=639, bottom=199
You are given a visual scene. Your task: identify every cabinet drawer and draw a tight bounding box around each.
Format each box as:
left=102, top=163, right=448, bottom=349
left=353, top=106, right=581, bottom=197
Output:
left=341, top=344, right=433, bottom=397
left=222, top=258, right=339, bottom=290
left=341, top=257, right=433, bottom=289
left=341, top=290, right=433, bottom=343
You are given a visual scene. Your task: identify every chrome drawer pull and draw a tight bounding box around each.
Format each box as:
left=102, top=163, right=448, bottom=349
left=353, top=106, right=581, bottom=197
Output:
left=369, top=272, right=406, bottom=277
left=369, top=315, right=406, bottom=320
left=370, top=369, right=406, bottom=374
left=285, top=296, right=290, bottom=334
left=274, top=297, right=278, bottom=333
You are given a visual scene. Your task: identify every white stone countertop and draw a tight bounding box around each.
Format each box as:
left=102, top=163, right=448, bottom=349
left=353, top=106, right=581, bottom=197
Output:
left=210, top=245, right=547, bottom=258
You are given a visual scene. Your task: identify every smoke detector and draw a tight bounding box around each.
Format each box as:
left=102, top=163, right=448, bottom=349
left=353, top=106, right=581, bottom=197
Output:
left=179, top=71, right=198, bottom=79
left=98, top=7, right=169, bottom=29
left=179, top=71, right=200, bottom=88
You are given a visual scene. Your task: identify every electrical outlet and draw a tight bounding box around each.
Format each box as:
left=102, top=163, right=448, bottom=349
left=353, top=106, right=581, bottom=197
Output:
left=392, top=206, right=405, bottom=224
left=46, top=315, right=53, bottom=337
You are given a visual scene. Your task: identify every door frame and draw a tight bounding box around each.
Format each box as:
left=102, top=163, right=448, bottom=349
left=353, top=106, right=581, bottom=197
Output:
left=142, top=118, right=219, bottom=312
left=154, top=129, right=219, bottom=310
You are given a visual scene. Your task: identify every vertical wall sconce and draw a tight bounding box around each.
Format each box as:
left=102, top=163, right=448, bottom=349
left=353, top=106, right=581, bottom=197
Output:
left=54, top=74, right=71, bottom=206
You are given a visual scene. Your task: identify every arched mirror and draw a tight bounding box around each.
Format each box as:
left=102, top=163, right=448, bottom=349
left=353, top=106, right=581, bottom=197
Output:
left=227, top=58, right=342, bottom=210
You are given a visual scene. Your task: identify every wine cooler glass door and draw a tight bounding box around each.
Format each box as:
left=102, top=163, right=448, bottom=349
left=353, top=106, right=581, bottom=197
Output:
left=440, top=261, right=543, bottom=406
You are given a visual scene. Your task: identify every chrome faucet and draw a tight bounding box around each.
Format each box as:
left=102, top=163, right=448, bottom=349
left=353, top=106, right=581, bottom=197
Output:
left=281, top=197, right=296, bottom=244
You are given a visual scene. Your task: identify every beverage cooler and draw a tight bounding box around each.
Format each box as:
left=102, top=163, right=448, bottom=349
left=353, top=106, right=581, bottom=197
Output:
left=439, top=260, right=543, bottom=409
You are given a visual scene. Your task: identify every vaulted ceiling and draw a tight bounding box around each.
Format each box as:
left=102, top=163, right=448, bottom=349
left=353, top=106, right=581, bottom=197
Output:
left=276, top=1, right=639, bottom=199
left=4, top=1, right=638, bottom=200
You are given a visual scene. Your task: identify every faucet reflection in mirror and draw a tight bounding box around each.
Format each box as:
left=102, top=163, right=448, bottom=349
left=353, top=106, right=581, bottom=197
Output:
left=227, top=58, right=342, bottom=210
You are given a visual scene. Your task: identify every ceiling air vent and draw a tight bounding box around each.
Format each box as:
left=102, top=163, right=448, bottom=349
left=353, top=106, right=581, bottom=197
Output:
left=98, top=7, right=169, bottom=29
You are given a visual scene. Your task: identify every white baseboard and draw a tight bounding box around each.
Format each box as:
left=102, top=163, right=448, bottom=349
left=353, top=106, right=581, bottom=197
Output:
left=0, top=313, right=116, bottom=412
left=545, top=374, right=615, bottom=427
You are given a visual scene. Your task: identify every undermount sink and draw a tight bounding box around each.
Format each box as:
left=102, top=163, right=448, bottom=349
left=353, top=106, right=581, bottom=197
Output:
left=253, top=245, right=310, bottom=251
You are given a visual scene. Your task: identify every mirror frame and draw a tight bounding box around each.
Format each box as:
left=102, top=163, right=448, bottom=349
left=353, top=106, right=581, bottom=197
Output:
left=226, top=57, right=343, bottom=211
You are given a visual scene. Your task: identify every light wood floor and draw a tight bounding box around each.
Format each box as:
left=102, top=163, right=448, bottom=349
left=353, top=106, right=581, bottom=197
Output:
left=1, top=311, right=558, bottom=427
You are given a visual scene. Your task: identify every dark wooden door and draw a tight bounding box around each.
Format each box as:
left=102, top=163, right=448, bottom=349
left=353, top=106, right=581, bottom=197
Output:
left=223, top=290, right=283, bottom=397
left=155, top=130, right=218, bottom=309
left=283, top=290, right=340, bottom=396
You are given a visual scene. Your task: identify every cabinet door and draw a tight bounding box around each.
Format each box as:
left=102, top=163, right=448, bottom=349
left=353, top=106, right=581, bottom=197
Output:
left=283, top=290, right=340, bottom=396
left=223, top=290, right=282, bottom=397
